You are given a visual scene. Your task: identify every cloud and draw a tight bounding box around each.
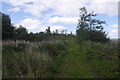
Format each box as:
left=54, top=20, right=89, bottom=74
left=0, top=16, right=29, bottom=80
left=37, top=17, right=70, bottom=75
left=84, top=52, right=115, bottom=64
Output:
left=16, top=18, right=67, bottom=33
left=3, top=0, right=50, bottom=17
left=101, top=24, right=118, bottom=38
left=7, top=7, right=20, bottom=12
left=2, top=0, right=119, bottom=38
left=111, top=30, right=117, bottom=33
left=87, top=1, right=118, bottom=16
left=23, top=2, right=49, bottom=17
left=48, top=16, right=78, bottom=25
left=111, top=25, right=118, bottom=27
left=111, top=25, right=120, bottom=28
left=105, top=24, right=118, bottom=38
left=3, top=0, right=25, bottom=6
left=3, top=0, right=119, bottom=17
left=16, top=18, right=41, bottom=32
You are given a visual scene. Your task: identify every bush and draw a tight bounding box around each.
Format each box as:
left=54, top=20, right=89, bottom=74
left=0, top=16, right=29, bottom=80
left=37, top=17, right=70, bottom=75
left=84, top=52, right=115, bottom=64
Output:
left=2, top=42, right=67, bottom=78
left=77, top=29, right=109, bottom=43
left=79, top=41, right=118, bottom=77
left=2, top=44, right=53, bottom=78
left=42, top=43, right=66, bottom=59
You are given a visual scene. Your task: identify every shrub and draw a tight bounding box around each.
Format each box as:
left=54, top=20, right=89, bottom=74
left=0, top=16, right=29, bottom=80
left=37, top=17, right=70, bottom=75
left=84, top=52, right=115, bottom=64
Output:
left=2, top=42, right=67, bottom=78
left=2, top=44, right=53, bottom=78
left=42, top=43, right=66, bottom=59
left=79, top=41, right=118, bottom=77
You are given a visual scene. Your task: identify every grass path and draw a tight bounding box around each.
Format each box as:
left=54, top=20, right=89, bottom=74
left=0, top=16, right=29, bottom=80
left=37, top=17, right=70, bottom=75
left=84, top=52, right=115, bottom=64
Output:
left=55, top=38, right=97, bottom=78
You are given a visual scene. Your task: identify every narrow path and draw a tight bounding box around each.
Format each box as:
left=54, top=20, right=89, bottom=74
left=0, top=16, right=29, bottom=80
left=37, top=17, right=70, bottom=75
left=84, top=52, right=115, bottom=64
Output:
left=55, top=39, right=97, bottom=78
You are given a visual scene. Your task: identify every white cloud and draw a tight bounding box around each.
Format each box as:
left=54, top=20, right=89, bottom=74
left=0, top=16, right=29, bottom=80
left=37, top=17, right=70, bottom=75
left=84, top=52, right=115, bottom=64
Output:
left=23, top=2, right=49, bottom=17
left=111, top=25, right=120, bottom=28
left=7, top=7, right=20, bottom=12
left=48, top=16, right=78, bottom=25
left=111, top=30, right=117, bottom=33
left=16, top=18, right=41, bottom=32
left=108, top=29, right=118, bottom=38
left=16, top=18, right=67, bottom=33
left=3, top=0, right=119, bottom=17
left=87, top=2, right=118, bottom=16
left=111, top=25, right=118, bottom=27
left=3, top=0, right=25, bottom=6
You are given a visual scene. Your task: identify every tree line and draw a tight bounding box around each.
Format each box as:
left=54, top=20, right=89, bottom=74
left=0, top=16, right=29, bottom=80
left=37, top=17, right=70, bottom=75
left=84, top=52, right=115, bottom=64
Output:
left=1, top=7, right=109, bottom=43
left=1, top=12, right=73, bottom=42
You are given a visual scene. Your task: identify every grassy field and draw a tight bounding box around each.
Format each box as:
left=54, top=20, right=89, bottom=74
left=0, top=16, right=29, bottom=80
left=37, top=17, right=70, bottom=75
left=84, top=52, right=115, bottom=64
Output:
left=55, top=38, right=97, bottom=78
left=2, top=42, right=67, bottom=78
left=55, top=38, right=119, bottom=78
left=2, top=38, right=119, bottom=78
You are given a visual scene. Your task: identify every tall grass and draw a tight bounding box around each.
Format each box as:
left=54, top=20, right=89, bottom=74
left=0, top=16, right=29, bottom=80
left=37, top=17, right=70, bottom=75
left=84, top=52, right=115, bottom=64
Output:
left=79, top=41, right=119, bottom=77
left=2, top=42, right=66, bottom=78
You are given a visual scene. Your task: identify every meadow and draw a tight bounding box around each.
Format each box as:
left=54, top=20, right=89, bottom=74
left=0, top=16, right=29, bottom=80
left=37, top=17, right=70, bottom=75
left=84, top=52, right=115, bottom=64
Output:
left=1, top=6, right=119, bottom=78
left=2, top=38, right=119, bottom=78
left=2, top=41, right=67, bottom=78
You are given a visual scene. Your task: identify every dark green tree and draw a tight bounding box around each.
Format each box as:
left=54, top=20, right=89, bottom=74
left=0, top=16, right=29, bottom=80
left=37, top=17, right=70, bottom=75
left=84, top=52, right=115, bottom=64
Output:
left=1, top=12, right=15, bottom=40
left=37, top=32, right=46, bottom=41
left=15, top=25, right=28, bottom=41
left=45, top=27, right=51, bottom=40
left=76, top=7, right=109, bottom=43
left=27, top=32, right=35, bottom=42
left=46, top=27, right=51, bottom=34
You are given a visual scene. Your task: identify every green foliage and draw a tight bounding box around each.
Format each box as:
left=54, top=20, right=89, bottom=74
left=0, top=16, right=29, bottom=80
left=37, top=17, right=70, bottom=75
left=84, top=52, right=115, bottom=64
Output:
left=76, top=7, right=109, bottom=43
left=1, top=12, right=69, bottom=41
left=2, top=44, right=52, bottom=78
left=27, top=32, right=35, bottom=42
left=2, top=42, right=67, bottom=78
left=46, top=50, right=66, bottom=78
left=1, top=12, right=15, bottom=40
left=79, top=41, right=118, bottom=77
left=15, top=25, right=28, bottom=40
left=86, top=30, right=109, bottom=43
left=43, top=43, right=66, bottom=59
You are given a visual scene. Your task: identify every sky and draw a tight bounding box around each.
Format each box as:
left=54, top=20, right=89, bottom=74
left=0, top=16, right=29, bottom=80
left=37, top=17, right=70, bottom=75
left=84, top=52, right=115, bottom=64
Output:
left=1, top=0, right=119, bottom=39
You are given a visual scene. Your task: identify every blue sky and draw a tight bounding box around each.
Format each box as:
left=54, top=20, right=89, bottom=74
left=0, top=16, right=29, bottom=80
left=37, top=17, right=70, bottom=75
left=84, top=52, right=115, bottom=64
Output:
left=1, top=0, right=119, bottom=39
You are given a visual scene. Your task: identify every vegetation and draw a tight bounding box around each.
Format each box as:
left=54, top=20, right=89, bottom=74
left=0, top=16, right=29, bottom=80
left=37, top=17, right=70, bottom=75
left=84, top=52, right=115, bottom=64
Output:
left=1, top=7, right=119, bottom=78
left=2, top=12, right=15, bottom=40
left=15, top=25, right=28, bottom=41
left=2, top=43, right=67, bottom=78
left=76, top=7, right=109, bottom=43
left=78, top=41, right=118, bottom=77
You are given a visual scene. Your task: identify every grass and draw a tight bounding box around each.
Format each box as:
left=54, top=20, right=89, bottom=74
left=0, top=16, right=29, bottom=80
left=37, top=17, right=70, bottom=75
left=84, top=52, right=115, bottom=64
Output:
left=55, top=38, right=119, bottom=78
left=55, top=38, right=97, bottom=78
left=79, top=41, right=119, bottom=78
left=2, top=42, right=67, bottom=78
left=2, top=38, right=119, bottom=78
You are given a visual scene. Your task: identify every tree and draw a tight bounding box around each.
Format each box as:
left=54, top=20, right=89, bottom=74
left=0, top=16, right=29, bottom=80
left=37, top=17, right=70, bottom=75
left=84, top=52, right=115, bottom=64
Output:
left=76, top=7, right=109, bottom=43
left=45, top=27, right=51, bottom=40
left=1, top=12, right=15, bottom=40
left=27, top=32, right=35, bottom=42
left=15, top=25, right=28, bottom=41
left=46, top=26, right=51, bottom=34
left=55, top=30, right=58, bottom=34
